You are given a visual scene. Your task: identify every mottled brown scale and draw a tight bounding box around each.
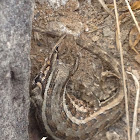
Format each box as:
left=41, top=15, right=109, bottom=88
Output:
left=65, top=118, right=73, bottom=128
left=90, top=118, right=97, bottom=125
left=91, top=128, right=99, bottom=136
left=96, top=113, right=107, bottom=122
left=47, top=120, right=58, bottom=132
left=47, top=88, right=53, bottom=96
left=61, top=111, right=67, bottom=120
left=98, top=120, right=110, bottom=132
left=86, top=120, right=93, bottom=127
left=90, top=109, right=95, bottom=114
left=88, top=132, right=94, bottom=140
left=68, top=109, right=90, bottom=120
left=55, top=130, right=67, bottom=139
left=71, top=123, right=78, bottom=131
left=71, top=107, right=76, bottom=116
left=75, top=112, right=81, bottom=119
left=46, top=111, right=52, bottom=120
left=66, top=94, right=92, bottom=117
left=45, top=107, right=51, bottom=116
left=74, top=100, right=79, bottom=105
left=78, top=123, right=86, bottom=130
left=80, top=133, right=89, bottom=140
left=68, top=94, right=75, bottom=101
left=66, top=136, right=80, bottom=140
left=65, top=94, right=70, bottom=104
left=82, top=112, right=90, bottom=119
left=45, top=97, right=51, bottom=107
left=67, top=102, right=73, bottom=110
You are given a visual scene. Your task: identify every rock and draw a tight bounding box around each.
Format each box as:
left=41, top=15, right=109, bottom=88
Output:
left=46, top=21, right=84, bottom=37
left=103, top=27, right=115, bottom=38
left=0, top=0, right=32, bottom=140
left=106, top=131, right=120, bottom=140
left=65, top=0, right=80, bottom=11
left=36, top=0, right=68, bottom=8
left=92, top=35, right=99, bottom=42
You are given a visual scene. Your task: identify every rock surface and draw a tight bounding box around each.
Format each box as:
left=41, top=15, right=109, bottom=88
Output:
left=0, top=0, right=33, bottom=139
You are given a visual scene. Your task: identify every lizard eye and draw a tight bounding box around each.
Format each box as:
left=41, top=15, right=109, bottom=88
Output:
left=32, top=75, right=41, bottom=88
left=35, top=75, right=40, bottom=83
left=55, top=45, right=59, bottom=52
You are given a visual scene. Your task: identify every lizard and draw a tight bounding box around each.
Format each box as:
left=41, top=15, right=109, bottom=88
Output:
left=31, top=35, right=124, bottom=140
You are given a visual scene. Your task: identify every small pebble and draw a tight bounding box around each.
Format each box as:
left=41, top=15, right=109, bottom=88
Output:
left=92, top=35, right=99, bottom=42
left=106, top=131, right=120, bottom=140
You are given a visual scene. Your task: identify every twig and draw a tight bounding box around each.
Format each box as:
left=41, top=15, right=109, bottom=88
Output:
left=113, top=0, right=131, bottom=140
left=97, top=0, right=114, bottom=17
left=124, top=0, right=140, bottom=34
left=138, top=108, right=140, bottom=114
left=127, top=71, right=140, bottom=140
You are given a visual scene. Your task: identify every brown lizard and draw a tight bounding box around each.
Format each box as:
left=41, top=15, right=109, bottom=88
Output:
left=31, top=36, right=124, bottom=140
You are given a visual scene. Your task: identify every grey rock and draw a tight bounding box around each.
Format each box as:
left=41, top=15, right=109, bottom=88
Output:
left=0, top=0, right=33, bottom=140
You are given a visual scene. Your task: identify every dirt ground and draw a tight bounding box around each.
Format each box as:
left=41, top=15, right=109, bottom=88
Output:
left=29, top=0, right=140, bottom=140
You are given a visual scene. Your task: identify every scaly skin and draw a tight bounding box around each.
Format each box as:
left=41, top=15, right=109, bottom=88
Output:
left=31, top=45, right=124, bottom=140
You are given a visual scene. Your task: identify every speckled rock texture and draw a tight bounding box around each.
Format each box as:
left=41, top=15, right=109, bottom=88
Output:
left=0, top=0, right=33, bottom=139
left=35, top=0, right=68, bottom=8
